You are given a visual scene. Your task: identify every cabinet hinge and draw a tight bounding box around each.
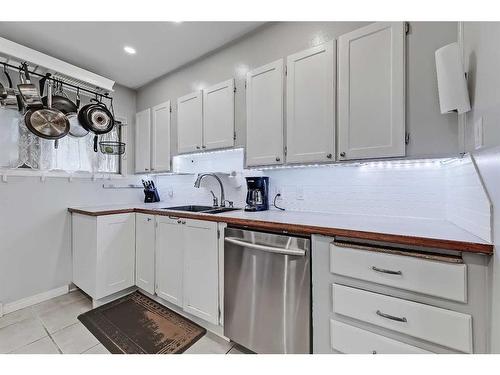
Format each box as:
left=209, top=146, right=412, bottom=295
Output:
left=217, top=229, right=220, bottom=239
left=284, top=146, right=287, bottom=156
left=233, top=131, right=237, bottom=141
left=169, top=105, right=172, bottom=113
left=285, top=66, right=287, bottom=76
left=244, top=81, right=247, bottom=89
left=405, top=22, right=410, bottom=35
left=218, top=307, right=221, bottom=322
left=233, top=86, right=237, bottom=93
left=405, top=132, right=410, bottom=145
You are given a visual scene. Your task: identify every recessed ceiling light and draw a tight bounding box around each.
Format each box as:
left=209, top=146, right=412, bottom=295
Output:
left=172, top=21, right=183, bottom=24
left=123, top=46, right=136, bottom=55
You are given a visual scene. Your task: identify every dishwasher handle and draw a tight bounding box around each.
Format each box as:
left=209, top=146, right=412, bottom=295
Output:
left=224, top=237, right=306, bottom=256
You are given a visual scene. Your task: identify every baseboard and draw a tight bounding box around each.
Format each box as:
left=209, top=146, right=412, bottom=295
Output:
left=2, top=285, right=70, bottom=315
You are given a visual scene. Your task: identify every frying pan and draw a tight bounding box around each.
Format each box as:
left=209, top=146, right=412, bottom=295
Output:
left=67, top=88, right=88, bottom=137
left=78, top=97, right=114, bottom=152
left=41, top=81, right=78, bottom=114
left=24, top=81, right=69, bottom=148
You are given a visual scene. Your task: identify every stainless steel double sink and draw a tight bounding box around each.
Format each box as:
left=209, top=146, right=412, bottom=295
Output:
left=161, top=205, right=240, bottom=214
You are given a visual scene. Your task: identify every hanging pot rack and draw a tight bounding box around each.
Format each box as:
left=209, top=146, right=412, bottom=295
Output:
left=2, top=61, right=113, bottom=102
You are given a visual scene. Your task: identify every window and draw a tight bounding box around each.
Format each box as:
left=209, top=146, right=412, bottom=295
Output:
left=0, top=108, right=124, bottom=174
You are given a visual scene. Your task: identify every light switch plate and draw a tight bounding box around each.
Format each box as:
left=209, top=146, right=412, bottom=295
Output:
left=474, top=117, right=484, bottom=149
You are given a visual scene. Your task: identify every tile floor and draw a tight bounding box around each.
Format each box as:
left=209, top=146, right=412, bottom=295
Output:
left=0, top=290, right=248, bottom=354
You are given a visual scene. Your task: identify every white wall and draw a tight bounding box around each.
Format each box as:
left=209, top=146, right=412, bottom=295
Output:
left=137, top=21, right=459, bottom=158
left=462, top=21, right=500, bottom=352
left=0, top=84, right=140, bottom=305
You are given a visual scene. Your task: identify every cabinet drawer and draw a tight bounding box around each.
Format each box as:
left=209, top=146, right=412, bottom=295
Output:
left=330, top=243, right=467, bottom=302
left=330, top=320, right=431, bottom=354
left=332, top=284, right=473, bottom=353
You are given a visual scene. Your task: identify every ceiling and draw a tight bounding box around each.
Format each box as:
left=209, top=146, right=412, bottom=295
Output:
left=0, top=22, right=264, bottom=89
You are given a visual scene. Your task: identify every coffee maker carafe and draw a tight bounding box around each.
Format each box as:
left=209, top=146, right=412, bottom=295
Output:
left=245, top=177, right=269, bottom=212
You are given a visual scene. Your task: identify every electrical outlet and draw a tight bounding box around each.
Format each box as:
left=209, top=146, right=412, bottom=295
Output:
left=474, top=117, right=484, bottom=150
left=273, top=185, right=283, bottom=199
left=296, top=186, right=304, bottom=200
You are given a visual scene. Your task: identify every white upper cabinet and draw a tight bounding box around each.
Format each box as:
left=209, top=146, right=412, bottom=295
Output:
left=286, top=40, right=335, bottom=164
left=177, top=91, right=203, bottom=154
left=338, top=22, right=406, bottom=160
left=135, top=103, right=171, bottom=173
left=246, top=59, right=284, bottom=166
left=135, top=108, right=151, bottom=173
left=203, top=79, right=235, bottom=150
left=151, top=101, right=171, bottom=172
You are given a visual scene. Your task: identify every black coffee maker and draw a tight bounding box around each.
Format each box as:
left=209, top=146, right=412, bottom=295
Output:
left=245, top=177, right=269, bottom=211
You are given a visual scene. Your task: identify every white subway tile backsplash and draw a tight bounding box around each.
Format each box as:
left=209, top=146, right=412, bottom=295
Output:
left=155, top=150, right=491, bottom=242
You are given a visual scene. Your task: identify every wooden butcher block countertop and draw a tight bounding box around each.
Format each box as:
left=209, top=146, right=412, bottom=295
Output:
left=68, top=203, right=493, bottom=255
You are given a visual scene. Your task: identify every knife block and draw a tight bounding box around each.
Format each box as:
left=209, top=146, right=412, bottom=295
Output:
left=144, top=187, right=160, bottom=203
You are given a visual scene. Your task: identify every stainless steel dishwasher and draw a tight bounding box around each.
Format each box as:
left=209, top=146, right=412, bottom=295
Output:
left=224, top=227, right=311, bottom=354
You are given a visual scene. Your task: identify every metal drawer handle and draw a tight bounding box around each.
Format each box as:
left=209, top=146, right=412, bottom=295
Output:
left=224, top=237, right=306, bottom=256
left=376, top=310, right=407, bottom=323
left=371, top=266, right=402, bottom=275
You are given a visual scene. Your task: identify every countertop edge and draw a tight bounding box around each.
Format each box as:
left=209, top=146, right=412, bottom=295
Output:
left=67, top=207, right=494, bottom=255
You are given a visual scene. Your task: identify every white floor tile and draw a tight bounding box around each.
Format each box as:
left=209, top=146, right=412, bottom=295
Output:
left=82, top=344, right=110, bottom=354
left=0, top=307, right=35, bottom=329
left=38, top=297, right=92, bottom=333
left=31, top=291, right=87, bottom=316
left=184, top=332, right=234, bottom=354
left=0, top=318, right=47, bottom=354
left=51, top=322, right=99, bottom=354
left=10, top=336, right=60, bottom=354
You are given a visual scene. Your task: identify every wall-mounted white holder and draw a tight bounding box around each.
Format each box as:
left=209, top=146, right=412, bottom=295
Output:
left=435, top=42, right=471, bottom=114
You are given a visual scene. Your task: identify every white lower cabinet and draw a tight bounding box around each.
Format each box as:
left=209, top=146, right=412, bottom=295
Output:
left=183, top=219, right=219, bottom=324
left=72, top=213, right=136, bottom=300
left=155, top=216, right=184, bottom=306
left=332, top=284, right=473, bottom=353
left=155, top=216, right=220, bottom=325
left=72, top=212, right=221, bottom=326
left=135, top=213, right=156, bottom=295
left=331, top=320, right=432, bottom=354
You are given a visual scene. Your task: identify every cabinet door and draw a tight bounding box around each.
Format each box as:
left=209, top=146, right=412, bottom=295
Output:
left=338, top=22, right=406, bottom=160
left=203, top=79, right=235, bottom=150
left=246, top=60, right=284, bottom=166
left=177, top=91, right=203, bottom=154
left=155, top=216, right=184, bottom=306
left=286, top=40, right=335, bottom=164
left=135, top=213, right=155, bottom=295
left=183, top=219, right=219, bottom=324
left=96, top=214, right=136, bottom=299
left=135, top=108, right=151, bottom=173
left=151, top=101, right=171, bottom=172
